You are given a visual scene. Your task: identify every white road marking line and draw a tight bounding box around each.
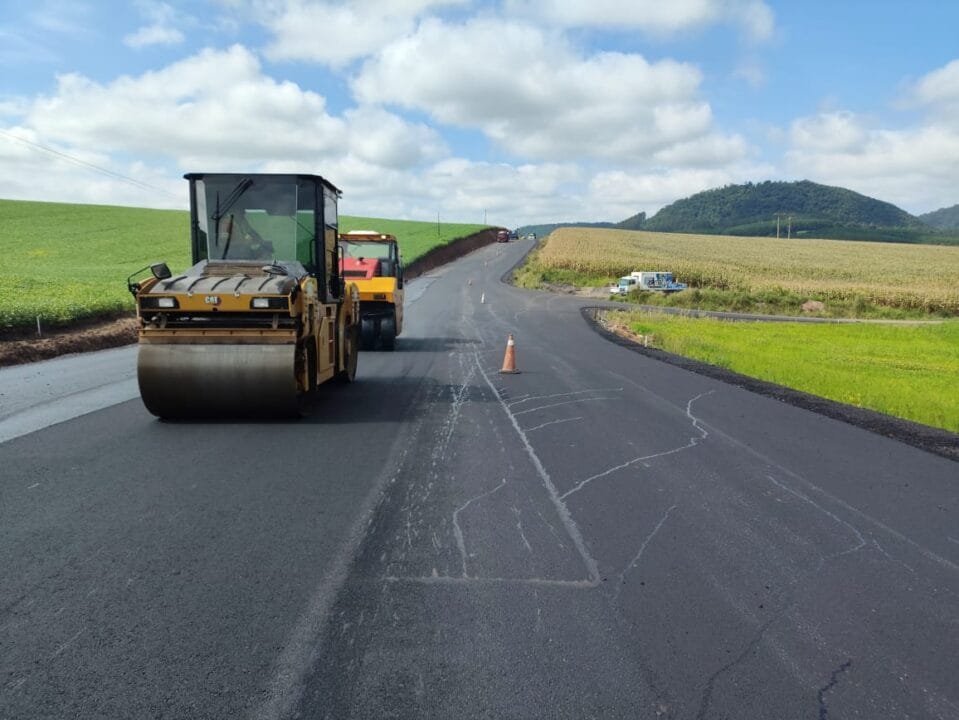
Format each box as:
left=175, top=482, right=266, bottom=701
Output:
left=474, top=350, right=601, bottom=586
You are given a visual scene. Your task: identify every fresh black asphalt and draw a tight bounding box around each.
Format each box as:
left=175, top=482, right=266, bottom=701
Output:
left=1, top=237, right=957, bottom=719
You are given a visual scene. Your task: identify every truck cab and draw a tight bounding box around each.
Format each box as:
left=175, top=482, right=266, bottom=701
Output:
left=609, top=276, right=639, bottom=295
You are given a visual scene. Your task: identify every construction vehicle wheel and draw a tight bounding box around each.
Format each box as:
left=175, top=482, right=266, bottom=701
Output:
left=336, top=324, right=359, bottom=383
left=380, top=312, right=396, bottom=351
left=360, top=317, right=376, bottom=351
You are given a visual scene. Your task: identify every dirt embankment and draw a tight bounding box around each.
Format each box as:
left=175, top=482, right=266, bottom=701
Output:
left=403, top=228, right=502, bottom=279
left=0, top=315, right=138, bottom=367
left=0, top=229, right=502, bottom=368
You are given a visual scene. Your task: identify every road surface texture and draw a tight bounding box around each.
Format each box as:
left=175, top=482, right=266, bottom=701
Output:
left=1, top=237, right=957, bottom=719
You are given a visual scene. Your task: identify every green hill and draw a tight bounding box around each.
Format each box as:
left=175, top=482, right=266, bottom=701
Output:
left=632, top=180, right=957, bottom=245
left=919, top=203, right=959, bottom=230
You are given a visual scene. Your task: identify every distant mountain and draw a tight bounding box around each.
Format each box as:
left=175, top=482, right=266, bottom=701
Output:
left=514, top=221, right=614, bottom=238
left=919, top=204, right=959, bottom=229
left=629, top=180, right=954, bottom=244
left=616, top=211, right=646, bottom=230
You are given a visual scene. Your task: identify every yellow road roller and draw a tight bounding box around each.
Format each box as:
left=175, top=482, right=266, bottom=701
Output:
left=128, top=173, right=361, bottom=418
left=338, top=230, right=404, bottom=351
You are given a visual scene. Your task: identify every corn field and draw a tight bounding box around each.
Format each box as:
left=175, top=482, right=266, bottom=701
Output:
left=538, top=228, right=959, bottom=314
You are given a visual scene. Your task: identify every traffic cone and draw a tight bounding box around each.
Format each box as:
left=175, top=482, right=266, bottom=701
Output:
left=499, top=334, right=520, bottom=374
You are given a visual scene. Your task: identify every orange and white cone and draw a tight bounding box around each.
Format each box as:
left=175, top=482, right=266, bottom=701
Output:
left=498, top=334, right=520, bottom=374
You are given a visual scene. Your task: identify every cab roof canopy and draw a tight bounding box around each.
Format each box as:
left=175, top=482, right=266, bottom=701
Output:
left=183, top=172, right=342, bottom=196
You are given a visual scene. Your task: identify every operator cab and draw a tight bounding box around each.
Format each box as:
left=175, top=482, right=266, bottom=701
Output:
left=338, top=231, right=403, bottom=282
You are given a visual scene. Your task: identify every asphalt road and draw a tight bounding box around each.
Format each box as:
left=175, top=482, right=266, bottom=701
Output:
left=1, top=237, right=957, bottom=719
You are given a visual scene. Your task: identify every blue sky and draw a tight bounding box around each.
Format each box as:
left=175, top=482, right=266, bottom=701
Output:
left=2, top=1, right=958, bottom=225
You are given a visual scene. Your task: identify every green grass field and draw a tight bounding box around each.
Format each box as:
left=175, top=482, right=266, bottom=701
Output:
left=608, top=310, right=959, bottom=432
left=0, top=199, right=487, bottom=332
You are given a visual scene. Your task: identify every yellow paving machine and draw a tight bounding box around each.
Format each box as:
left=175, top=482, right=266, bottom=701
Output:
left=338, top=230, right=404, bottom=351
left=128, top=173, right=360, bottom=418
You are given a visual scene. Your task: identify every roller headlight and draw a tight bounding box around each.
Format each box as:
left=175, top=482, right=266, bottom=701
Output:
left=251, top=297, right=288, bottom=309
left=141, top=296, right=179, bottom=309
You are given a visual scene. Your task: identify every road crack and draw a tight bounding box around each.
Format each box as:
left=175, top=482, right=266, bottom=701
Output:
left=817, top=659, right=853, bottom=720
left=614, top=505, right=677, bottom=601
left=451, top=478, right=507, bottom=578
left=562, top=391, right=713, bottom=500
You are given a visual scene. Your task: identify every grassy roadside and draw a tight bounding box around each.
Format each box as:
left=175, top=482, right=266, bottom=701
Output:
left=0, top=199, right=486, bottom=334
left=606, top=310, right=959, bottom=433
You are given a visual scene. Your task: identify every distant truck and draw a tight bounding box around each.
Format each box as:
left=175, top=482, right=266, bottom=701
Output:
left=609, top=271, right=687, bottom=295
left=496, top=230, right=510, bottom=242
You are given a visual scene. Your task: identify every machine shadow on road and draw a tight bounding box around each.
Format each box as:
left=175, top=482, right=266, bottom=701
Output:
left=382, top=336, right=480, bottom=353
left=300, top=374, right=496, bottom=425
left=147, top=375, right=494, bottom=427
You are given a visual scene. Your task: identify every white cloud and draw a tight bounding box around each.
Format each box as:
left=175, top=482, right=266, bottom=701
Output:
left=781, top=60, right=959, bottom=213
left=505, top=0, right=774, bottom=40
left=344, top=106, right=447, bottom=168
left=353, top=17, right=746, bottom=165
left=254, top=0, right=468, bottom=66
left=786, top=116, right=959, bottom=214
left=0, top=126, right=183, bottom=208
left=124, top=24, right=185, bottom=48
left=423, top=158, right=583, bottom=224
left=3, top=45, right=452, bottom=210
left=23, top=45, right=345, bottom=165
left=651, top=134, right=751, bottom=167
left=908, top=58, right=959, bottom=121
left=124, top=1, right=187, bottom=48
left=588, top=163, right=773, bottom=220
left=789, top=111, right=867, bottom=153
left=250, top=154, right=584, bottom=225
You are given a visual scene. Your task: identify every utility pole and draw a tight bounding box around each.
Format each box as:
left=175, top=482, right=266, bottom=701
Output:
left=484, top=209, right=487, bottom=225
left=775, top=213, right=781, bottom=239
left=787, top=216, right=792, bottom=239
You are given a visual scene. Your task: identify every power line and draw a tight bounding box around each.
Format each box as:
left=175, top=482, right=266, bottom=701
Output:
left=0, top=128, right=178, bottom=199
